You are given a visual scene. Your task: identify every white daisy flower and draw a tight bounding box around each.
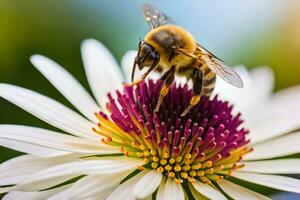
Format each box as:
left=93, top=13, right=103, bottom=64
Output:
left=0, top=39, right=300, bottom=200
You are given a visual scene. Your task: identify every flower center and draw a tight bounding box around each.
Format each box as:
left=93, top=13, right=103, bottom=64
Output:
left=93, top=80, right=252, bottom=184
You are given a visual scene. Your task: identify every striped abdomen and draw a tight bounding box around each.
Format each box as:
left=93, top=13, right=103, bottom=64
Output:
left=201, top=66, right=216, bottom=96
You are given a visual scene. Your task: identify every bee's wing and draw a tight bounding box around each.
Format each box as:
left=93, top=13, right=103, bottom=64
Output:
left=142, top=4, right=173, bottom=29
left=197, top=44, right=244, bottom=88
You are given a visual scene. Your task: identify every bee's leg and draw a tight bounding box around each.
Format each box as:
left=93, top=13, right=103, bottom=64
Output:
left=154, top=65, right=175, bottom=112
left=181, top=68, right=203, bottom=117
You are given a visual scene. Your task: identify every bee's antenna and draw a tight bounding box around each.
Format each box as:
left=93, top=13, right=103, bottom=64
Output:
left=131, top=58, right=138, bottom=82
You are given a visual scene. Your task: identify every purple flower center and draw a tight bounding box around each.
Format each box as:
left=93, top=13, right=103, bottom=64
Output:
left=94, top=80, right=251, bottom=184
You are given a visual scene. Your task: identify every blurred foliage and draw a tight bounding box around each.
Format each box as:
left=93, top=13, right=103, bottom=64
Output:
left=0, top=0, right=300, bottom=198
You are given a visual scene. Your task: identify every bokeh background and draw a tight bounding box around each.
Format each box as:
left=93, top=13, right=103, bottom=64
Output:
left=0, top=0, right=300, bottom=198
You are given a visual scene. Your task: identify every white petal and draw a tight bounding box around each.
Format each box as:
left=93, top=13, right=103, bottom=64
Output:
left=0, top=154, right=78, bottom=186
left=121, top=50, right=137, bottom=82
left=192, top=181, right=227, bottom=200
left=0, top=84, right=98, bottom=140
left=244, top=131, right=300, bottom=160
left=133, top=170, right=162, bottom=199
left=3, top=185, right=70, bottom=200
left=218, top=179, right=271, bottom=200
left=106, top=171, right=146, bottom=200
left=156, top=177, right=166, bottom=200
left=248, top=84, right=300, bottom=144
left=0, top=138, right=68, bottom=157
left=245, top=67, right=274, bottom=108
left=215, top=66, right=274, bottom=115
left=30, top=55, right=100, bottom=122
left=66, top=172, right=129, bottom=200
left=157, top=177, right=184, bottom=200
left=188, top=183, right=210, bottom=200
left=232, top=171, right=300, bottom=194
left=240, top=159, right=300, bottom=174
left=3, top=158, right=141, bottom=192
left=81, top=39, right=123, bottom=107
left=0, top=125, right=119, bottom=154
left=80, top=190, right=113, bottom=200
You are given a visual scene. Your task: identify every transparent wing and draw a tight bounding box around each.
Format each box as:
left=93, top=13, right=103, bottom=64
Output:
left=197, top=44, right=244, bottom=88
left=142, top=4, right=173, bottom=29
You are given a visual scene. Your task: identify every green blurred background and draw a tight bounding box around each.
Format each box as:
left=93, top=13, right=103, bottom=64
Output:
left=0, top=0, right=300, bottom=198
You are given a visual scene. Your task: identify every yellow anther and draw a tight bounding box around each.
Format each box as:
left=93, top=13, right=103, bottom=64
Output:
left=175, top=178, right=184, bottom=184
left=136, top=152, right=144, bottom=157
left=140, top=144, right=146, bottom=150
left=174, top=164, right=182, bottom=172
left=165, top=165, right=172, bottom=171
left=137, top=165, right=145, bottom=171
left=151, top=162, right=159, bottom=169
left=163, top=152, right=169, bottom=159
left=169, top=158, right=175, bottom=164
left=144, top=150, right=150, bottom=157
left=185, top=154, right=192, bottom=159
left=205, top=168, right=214, bottom=174
left=152, top=156, right=159, bottom=162
left=157, top=166, right=164, bottom=173
left=160, top=159, right=167, bottom=166
left=185, top=159, right=191, bottom=165
left=200, top=176, right=210, bottom=184
left=143, top=158, right=150, bottom=164
left=150, top=149, right=157, bottom=156
left=176, top=156, right=183, bottom=163
left=197, top=170, right=204, bottom=177
left=182, top=165, right=191, bottom=171
left=202, top=160, right=213, bottom=168
left=180, top=172, right=188, bottom=179
left=188, top=177, right=196, bottom=183
left=189, top=171, right=197, bottom=177
left=191, top=163, right=202, bottom=170
left=168, top=172, right=175, bottom=177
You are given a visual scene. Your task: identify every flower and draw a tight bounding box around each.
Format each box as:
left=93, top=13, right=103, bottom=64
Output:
left=0, top=39, right=300, bottom=199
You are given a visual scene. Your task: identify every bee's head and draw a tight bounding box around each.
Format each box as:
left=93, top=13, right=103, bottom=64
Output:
left=135, top=41, right=160, bottom=70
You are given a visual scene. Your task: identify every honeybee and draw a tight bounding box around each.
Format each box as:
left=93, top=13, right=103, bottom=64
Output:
left=132, top=4, right=244, bottom=116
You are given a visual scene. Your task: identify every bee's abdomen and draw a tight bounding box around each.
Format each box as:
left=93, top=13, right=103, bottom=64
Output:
left=201, top=67, right=216, bottom=96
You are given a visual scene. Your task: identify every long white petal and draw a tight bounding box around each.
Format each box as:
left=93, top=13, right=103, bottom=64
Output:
left=248, top=85, right=300, bottom=144
left=240, top=159, right=300, bottom=174
left=188, top=183, right=210, bottom=200
left=192, top=181, right=227, bottom=200
left=81, top=39, right=123, bottom=107
left=121, top=50, right=137, bottom=82
left=215, top=66, right=274, bottom=115
left=244, top=131, right=300, bottom=160
left=0, top=154, right=78, bottom=186
left=0, top=125, right=119, bottom=154
left=78, top=190, right=113, bottom=200
left=3, top=185, right=70, bottom=200
left=157, top=177, right=184, bottom=200
left=133, top=170, right=162, bottom=199
left=0, top=84, right=98, bottom=140
left=218, top=179, right=271, bottom=200
left=0, top=138, right=68, bottom=157
left=1, top=158, right=141, bottom=192
left=156, top=177, right=166, bottom=200
left=106, top=171, right=146, bottom=200
left=66, top=172, right=129, bottom=200
left=30, top=55, right=100, bottom=121
left=232, top=171, right=300, bottom=194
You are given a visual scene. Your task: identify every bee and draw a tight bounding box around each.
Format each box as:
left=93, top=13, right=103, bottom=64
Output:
left=132, top=4, right=244, bottom=116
